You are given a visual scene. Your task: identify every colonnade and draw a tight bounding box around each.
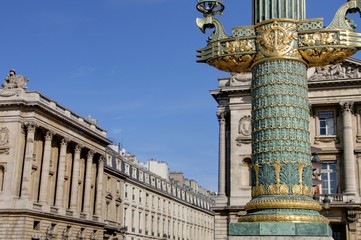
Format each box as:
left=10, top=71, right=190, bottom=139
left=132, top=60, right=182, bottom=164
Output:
left=20, top=121, right=105, bottom=220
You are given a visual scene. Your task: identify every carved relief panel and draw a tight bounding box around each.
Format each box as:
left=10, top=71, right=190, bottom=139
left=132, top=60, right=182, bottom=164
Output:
left=0, top=127, right=10, bottom=155
left=236, top=115, right=252, bottom=146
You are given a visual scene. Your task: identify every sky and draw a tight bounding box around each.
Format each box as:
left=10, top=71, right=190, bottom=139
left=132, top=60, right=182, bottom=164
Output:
left=0, top=0, right=359, bottom=192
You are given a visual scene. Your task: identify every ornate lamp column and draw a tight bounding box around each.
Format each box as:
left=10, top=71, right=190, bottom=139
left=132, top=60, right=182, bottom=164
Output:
left=196, top=0, right=361, bottom=238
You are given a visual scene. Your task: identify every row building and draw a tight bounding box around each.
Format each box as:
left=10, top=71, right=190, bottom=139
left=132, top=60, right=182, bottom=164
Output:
left=0, top=70, right=214, bottom=240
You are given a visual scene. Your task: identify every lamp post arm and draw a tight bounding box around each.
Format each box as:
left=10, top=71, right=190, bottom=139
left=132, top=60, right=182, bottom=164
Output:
left=196, top=16, right=229, bottom=43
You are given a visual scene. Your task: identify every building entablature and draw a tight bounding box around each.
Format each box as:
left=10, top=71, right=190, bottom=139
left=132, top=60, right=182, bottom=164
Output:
left=0, top=87, right=110, bottom=146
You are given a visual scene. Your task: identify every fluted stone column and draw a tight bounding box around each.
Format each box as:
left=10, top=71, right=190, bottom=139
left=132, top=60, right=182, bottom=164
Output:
left=95, top=156, right=104, bottom=218
left=341, top=102, right=358, bottom=196
left=70, top=144, right=82, bottom=211
left=39, top=130, right=55, bottom=204
left=217, top=111, right=226, bottom=198
left=55, top=138, right=70, bottom=208
left=83, top=150, right=94, bottom=217
left=21, top=122, right=38, bottom=199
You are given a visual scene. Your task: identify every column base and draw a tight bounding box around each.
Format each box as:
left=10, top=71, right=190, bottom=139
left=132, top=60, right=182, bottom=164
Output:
left=229, top=222, right=332, bottom=237
left=215, top=195, right=228, bottom=207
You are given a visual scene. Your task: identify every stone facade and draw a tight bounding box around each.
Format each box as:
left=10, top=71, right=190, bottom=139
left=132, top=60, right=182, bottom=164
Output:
left=103, top=148, right=215, bottom=240
left=211, top=58, right=361, bottom=240
left=0, top=70, right=214, bottom=240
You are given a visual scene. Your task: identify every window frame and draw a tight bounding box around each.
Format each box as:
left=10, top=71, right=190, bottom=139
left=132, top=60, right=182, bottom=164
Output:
left=317, top=110, right=336, bottom=136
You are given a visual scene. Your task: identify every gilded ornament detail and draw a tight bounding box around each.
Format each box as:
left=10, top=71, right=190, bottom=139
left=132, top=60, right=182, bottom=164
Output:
left=298, top=32, right=339, bottom=47
left=256, top=21, right=298, bottom=58
left=244, top=199, right=322, bottom=212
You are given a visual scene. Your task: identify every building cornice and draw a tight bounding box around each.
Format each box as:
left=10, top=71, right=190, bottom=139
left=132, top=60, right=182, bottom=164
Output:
left=0, top=90, right=112, bottom=146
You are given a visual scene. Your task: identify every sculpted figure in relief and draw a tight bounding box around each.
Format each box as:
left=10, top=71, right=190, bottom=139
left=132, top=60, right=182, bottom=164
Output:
left=309, top=63, right=360, bottom=80
left=230, top=72, right=252, bottom=86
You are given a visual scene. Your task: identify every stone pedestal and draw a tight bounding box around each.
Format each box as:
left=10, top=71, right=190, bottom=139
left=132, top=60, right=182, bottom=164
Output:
left=229, top=237, right=333, bottom=240
left=229, top=222, right=333, bottom=239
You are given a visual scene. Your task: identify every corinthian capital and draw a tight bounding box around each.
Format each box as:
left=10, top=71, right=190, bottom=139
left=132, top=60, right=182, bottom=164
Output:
left=87, top=150, right=94, bottom=159
left=98, top=155, right=105, bottom=164
left=60, top=137, right=70, bottom=147
left=75, top=144, right=83, bottom=153
left=24, top=121, right=38, bottom=133
left=340, top=101, right=354, bottom=114
left=45, top=130, right=55, bottom=141
left=216, top=111, right=227, bottom=123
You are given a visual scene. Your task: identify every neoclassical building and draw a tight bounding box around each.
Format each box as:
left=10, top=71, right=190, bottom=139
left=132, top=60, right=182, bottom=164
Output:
left=0, top=70, right=214, bottom=240
left=103, top=147, right=215, bottom=240
left=211, top=58, right=361, bottom=240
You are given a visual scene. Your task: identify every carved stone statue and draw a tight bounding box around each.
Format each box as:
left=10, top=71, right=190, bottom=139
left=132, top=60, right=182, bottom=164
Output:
left=1, top=69, right=29, bottom=90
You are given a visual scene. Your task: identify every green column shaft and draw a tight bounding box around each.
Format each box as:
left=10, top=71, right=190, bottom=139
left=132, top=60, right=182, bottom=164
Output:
left=253, top=0, right=306, bottom=24
left=251, top=59, right=313, bottom=199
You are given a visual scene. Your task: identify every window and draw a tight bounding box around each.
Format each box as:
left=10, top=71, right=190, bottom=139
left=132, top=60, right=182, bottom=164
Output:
left=318, top=111, right=335, bottom=135
left=124, top=207, right=127, bottom=225
left=131, top=210, right=135, bottom=232
left=145, top=173, right=150, bottom=184
left=116, top=180, right=121, bottom=194
left=116, top=204, right=120, bottom=222
left=139, top=171, right=144, bottom=182
left=124, top=184, right=128, bottom=198
left=145, top=213, right=149, bottom=234
left=321, top=161, right=337, bottom=194
left=107, top=155, right=112, bottom=167
left=117, top=159, right=121, bottom=171
left=107, top=176, right=111, bottom=192
left=125, top=164, right=130, bottom=175
left=132, top=167, right=137, bottom=178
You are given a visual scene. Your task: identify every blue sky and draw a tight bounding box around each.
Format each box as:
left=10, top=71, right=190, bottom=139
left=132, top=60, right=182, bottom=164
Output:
left=0, top=0, right=359, bottom=191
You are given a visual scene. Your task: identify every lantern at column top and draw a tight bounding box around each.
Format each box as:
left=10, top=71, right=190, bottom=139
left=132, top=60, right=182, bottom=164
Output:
left=196, top=0, right=224, bottom=16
